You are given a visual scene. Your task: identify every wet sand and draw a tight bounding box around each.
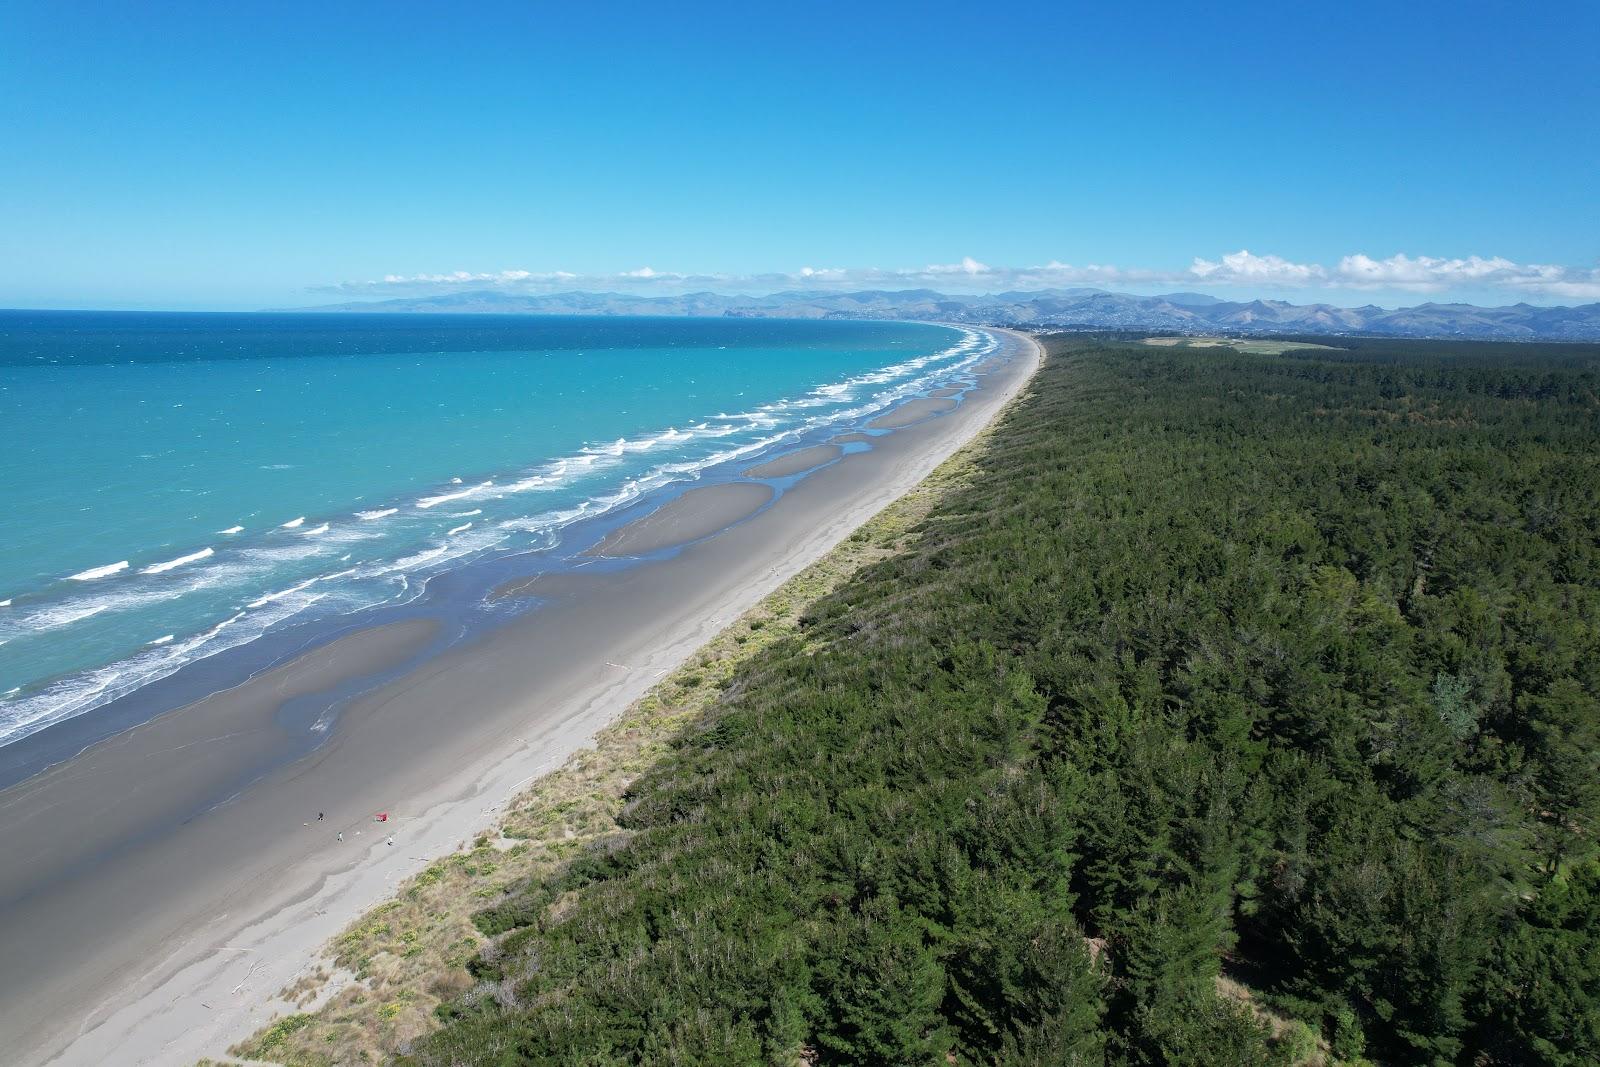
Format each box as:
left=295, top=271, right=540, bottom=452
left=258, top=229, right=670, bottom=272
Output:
left=743, top=443, right=842, bottom=479
left=929, top=385, right=964, bottom=398
left=830, top=432, right=874, bottom=445
left=589, top=483, right=774, bottom=557
left=0, top=329, right=1040, bottom=1066
left=0, top=620, right=438, bottom=915
left=869, top=396, right=957, bottom=429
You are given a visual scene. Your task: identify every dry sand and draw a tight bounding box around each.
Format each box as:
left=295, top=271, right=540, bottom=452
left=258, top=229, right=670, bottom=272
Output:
left=0, top=329, right=1040, bottom=1066
left=743, top=443, right=842, bottom=479
left=868, top=396, right=957, bottom=429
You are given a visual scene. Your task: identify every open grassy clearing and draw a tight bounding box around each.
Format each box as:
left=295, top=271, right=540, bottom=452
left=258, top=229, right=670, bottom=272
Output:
left=1142, top=336, right=1344, bottom=355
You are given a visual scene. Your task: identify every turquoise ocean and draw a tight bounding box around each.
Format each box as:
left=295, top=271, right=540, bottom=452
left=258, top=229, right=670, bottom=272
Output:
left=0, top=312, right=992, bottom=754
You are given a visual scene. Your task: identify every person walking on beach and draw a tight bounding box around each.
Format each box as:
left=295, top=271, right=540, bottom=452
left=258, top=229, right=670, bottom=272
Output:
left=387, top=836, right=394, bottom=846
left=318, top=812, right=324, bottom=821
left=337, top=831, right=343, bottom=842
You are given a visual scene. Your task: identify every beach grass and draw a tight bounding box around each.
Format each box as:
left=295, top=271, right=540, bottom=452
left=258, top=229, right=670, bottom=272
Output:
left=225, top=398, right=1005, bottom=1066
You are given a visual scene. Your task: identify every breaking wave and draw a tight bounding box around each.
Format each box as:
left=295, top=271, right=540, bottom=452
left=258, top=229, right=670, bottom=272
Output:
left=68, top=560, right=129, bottom=582
left=143, top=547, right=214, bottom=575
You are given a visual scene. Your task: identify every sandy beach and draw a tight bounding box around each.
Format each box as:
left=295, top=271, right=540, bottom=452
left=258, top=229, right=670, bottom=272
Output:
left=0, top=328, right=1040, bottom=1066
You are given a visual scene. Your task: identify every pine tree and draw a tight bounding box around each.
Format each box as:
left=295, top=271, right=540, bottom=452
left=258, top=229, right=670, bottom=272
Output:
left=813, top=894, right=950, bottom=1066
left=1472, top=861, right=1600, bottom=1065
left=1525, top=680, right=1600, bottom=872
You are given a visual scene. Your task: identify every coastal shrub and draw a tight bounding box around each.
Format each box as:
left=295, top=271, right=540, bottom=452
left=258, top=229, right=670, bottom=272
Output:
left=237, top=1012, right=315, bottom=1057
left=401, top=336, right=1600, bottom=1065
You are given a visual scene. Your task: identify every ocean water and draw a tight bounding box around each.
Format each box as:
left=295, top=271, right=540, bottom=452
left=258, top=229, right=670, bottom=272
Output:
left=0, top=311, right=992, bottom=750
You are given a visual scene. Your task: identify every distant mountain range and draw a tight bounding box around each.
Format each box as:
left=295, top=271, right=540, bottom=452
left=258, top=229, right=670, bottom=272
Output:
left=285, top=287, right=1600, bottom=341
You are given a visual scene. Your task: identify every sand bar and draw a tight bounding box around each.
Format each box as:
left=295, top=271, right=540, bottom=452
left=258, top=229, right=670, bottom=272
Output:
left=0, top=329, right=1040, bottom=1066
left=869, top=396, right=957, bottom=429
left=589, top=482, right=774, bottom=557
left=743, top=443, right=842, bottom=479
left=930, top=385, right=964, bottom=398
left=831, top=432, right=874, bottom=445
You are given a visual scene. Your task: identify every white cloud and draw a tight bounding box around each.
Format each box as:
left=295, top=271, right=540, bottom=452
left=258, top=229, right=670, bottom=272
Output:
left=1338, top=253, right=1513, bottom=287
left=321, top=251, right=1600, bottom=303
left=924, top=256, right=991, bottom=276
left=378, top=269, right=576, bottom=285
left=1332, top=253, right=1600, bottom=298
left=1190, top=250, right=1325, bottom=285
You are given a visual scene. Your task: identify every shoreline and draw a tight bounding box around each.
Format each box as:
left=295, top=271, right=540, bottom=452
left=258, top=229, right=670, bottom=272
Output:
left=1, top=328, right=1041, bottom=1066
left=0, top=317, right=978, bottom=790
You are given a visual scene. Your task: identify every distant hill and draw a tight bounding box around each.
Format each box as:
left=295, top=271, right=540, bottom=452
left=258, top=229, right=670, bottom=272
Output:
left=282, top=288, right=1600, bottom=341
left=1155, top=291, right=1224, bottom=307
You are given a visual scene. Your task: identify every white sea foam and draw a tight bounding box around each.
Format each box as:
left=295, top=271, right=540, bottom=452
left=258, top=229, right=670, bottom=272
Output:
left=498, top=473, right=557, bottom=495
left=147, top=634, right=174, bottom=646
left=499, top=501, right=597, bottom=535
left=4, top=567, right=242, bottom=644
left=220, top=525, right=244, bottom=535
left=357, top=508, right=399, bottom=521
left=281, top=516, right=305, bottom=529
left=311, top=526, right=381, bottom=549
left=247, top=577, right=319, bottom=609
left=447, top=522, right=473, bottom=536
left=199, top=611, right=246, bottom=642
left=68, top=560, right=129, bottom=581
left=301, top=523, right=330, bottom=536
left=24, top=601, right=111, bottom=630
left=417, top=481, right=493, bottom=509
left=585, top=438, right=627, bottom=458
left=379, top=544, right=448, bottom=573
left=142, top=547, right=214, bottom=574
left=239, top=542, right=330, bottom=564
left=449, top=508, right=482, bottom=518
left=0, top=599, right=10, bottom=608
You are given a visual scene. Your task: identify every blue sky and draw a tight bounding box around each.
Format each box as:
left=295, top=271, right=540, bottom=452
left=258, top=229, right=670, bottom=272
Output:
left=2, top=1, right=1596, bottom=310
